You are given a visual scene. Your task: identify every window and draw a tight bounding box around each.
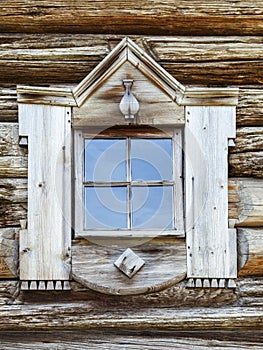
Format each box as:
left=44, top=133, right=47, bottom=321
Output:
left=74, top=127, right=184, bottom=238
left=18, top=37, right=238, bottom=291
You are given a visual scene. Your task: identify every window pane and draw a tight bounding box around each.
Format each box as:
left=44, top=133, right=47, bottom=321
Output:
left=85, top=139, right=126, bottom=181
left=85, top=187, right=127, bottom=229
left=131, top=139, right=172, bottom=181
left=132, top=186, right=173, bottom=229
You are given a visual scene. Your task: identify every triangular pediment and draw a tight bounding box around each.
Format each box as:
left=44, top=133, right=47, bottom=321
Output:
left=17, top=38, right=239, bottom=107
left=73, top=37, right=185, bottom=107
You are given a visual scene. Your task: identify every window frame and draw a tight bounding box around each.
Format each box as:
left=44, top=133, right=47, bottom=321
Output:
left=74, top=126, right=185, bottom=238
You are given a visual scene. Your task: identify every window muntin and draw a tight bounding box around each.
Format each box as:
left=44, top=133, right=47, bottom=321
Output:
left=74, top=127, right=184, bottom=238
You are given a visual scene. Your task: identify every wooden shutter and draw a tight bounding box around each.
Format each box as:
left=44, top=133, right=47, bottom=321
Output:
left=185, top=106, right=237, bottom=288
left=19, top=104, right=72, bottom=290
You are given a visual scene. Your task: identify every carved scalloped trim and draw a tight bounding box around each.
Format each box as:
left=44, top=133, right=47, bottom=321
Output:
left=20, top=280, right=71, bottom=291
left=186, top=278, right=237, bottom=289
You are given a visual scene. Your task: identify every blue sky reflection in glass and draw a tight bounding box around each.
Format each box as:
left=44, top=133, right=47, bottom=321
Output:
left=85, top=187, right=127, bottom=229
left=132, top=186, right=173, bottom=228
left=84, top=137, right=174, bottom=230
left=131, top=139, right=172, bottom=181
left=85, top=139, right=126, bottom=182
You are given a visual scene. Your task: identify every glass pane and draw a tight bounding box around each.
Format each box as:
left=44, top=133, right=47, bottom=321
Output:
left=85, top=187, right=127, bottom=229
left=85, top=139, right=126, bottom=182
left=132, top=186, right=173, bottom=229
left=131, top=139, right=172, bottom=181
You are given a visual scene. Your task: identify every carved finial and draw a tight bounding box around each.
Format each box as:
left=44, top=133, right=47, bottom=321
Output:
left=119, top=79, right=140, bottom=120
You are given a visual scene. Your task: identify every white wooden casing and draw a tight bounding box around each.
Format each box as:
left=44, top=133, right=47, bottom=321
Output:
left=19, top=104, right=72, bottom=283
left=185, top=106, right=237, bottom=279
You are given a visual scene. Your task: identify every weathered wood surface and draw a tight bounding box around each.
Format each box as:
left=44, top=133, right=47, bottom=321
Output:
left=0, top=35, right=262, bottom=85
left=0, top=331, right=263, bottom=350
left=0, top=87, right=17, bottom=122
left=238, top=277, right=263, bottom=306
left=229, top=127, right=263, bottom=178
left=185, top=106, right=236, bottom=279
left=238, top=228, right=263, bottom=277
left=19, top=104, right=72, bottom=282
left=0, top=280, right=18, bottom=305
left=229, top=152, right=263, bottom=178
left=1, top=87, right=262, bottom=125
left=0, top=1, right=262, bottom=36
left=233, top=127, right=263, bottom=154
left=72, top=238, right=186, bottom=295
left=0, top=303, right=263, bottom=331
left=0, top=228, right=18, bottom=278
left=237, top=89, right=263, bottom=126
left=229, top=178, right=263, bottom=226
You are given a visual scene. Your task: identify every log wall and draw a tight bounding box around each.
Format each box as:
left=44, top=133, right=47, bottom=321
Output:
left=0, top=2, right=262, bottom=345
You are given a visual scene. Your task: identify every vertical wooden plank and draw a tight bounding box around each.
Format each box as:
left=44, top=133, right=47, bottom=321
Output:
left=185, top=106, right=236, bottom=279
left=173, top=128, right=184, bottom=233
left=19, top=104, right=72, bottom=281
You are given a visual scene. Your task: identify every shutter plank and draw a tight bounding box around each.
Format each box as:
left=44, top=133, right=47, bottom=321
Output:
left=185, top=106, right=237, bottom=279
left=19, top=104, right=71, bottom=282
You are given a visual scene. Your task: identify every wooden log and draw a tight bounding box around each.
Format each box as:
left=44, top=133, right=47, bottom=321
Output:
left=238, top=277, right=263, bottom=306
left=0, top=123, right=26, bottom=157
left=232, top=127, right=263, bottom=153
left=238, top=228, right=263, bottom=277
left=0, top=203, right=27, bottom=227
left=0, top=303, right=262, bottom=332
left=0, top=35, right=262, bottom=85
left=0, top=1, right=262, bottom=36
left=229, top=152, right=263, bottom=178
left=228, top=178, right=263, bottom=226
left=237, top=89, right=263, bottom=126
left=0, top=228, right=18, bottom=278
left=0, top=330, right=263, bottom=349
left=0, top=280, right=19, bottom=305
left=0, top=87, right=17, bottom=122
left=0, top=178, right=27, bottom=203
left=0, top=156, right=27, bottom=178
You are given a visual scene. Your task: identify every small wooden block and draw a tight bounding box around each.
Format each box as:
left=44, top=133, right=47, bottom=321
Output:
left=63, top=281, right=71, bottom=290
left=47, top=281, right=54, bottom=290
left=203, top=279, right=210, bottom=288
left=186, top=278, right=195, bottom=288
left=21, top=281, right=29, bottom=291
left=211, top=279, right=218, bottom=288
left=227, top=279, right=237, bottom=288
left=195, top=278, right=203, bottom=288
left=219, top=279, right=226, bottom=288
left=114, top=248, right=145, bottom=278
left=55, top=281, right=63, bottom=290
left=29, top=281, right=38, bottom=290
left=38, top=281, right=46, bottom=290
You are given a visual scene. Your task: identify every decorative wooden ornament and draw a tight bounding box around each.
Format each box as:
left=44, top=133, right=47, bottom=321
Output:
left=119, top=79, right=140, bottom=120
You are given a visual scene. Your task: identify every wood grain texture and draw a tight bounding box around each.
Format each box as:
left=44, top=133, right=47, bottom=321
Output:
left=229, top=152, right=263, bottom=178
left=238, top=277, right=263, bottom=306
left=0, top=303, right=263, bottom=331
left=72, top=238, right=186, bottom=295
left=228, top=178, right=263, bottom=226
left=1, top=87, right=263, bottom=125
left=232, top=127, right=263, bottom=154
left=0, top=35, right=261, bottom=85
left=19, top=104, right=72, bottom=281
left=0, top=203, right=27, bottom=227
left=185, top=106, right=236, bottom=279
left=0, top=330, right=263, bottom=349
left=238, top=228, right=263, bottom=276
left=73, top=61, right=184, bottom=127
left=0, top=1, right=262, bottom=35
left=0, top=228, right=18, bottom=278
